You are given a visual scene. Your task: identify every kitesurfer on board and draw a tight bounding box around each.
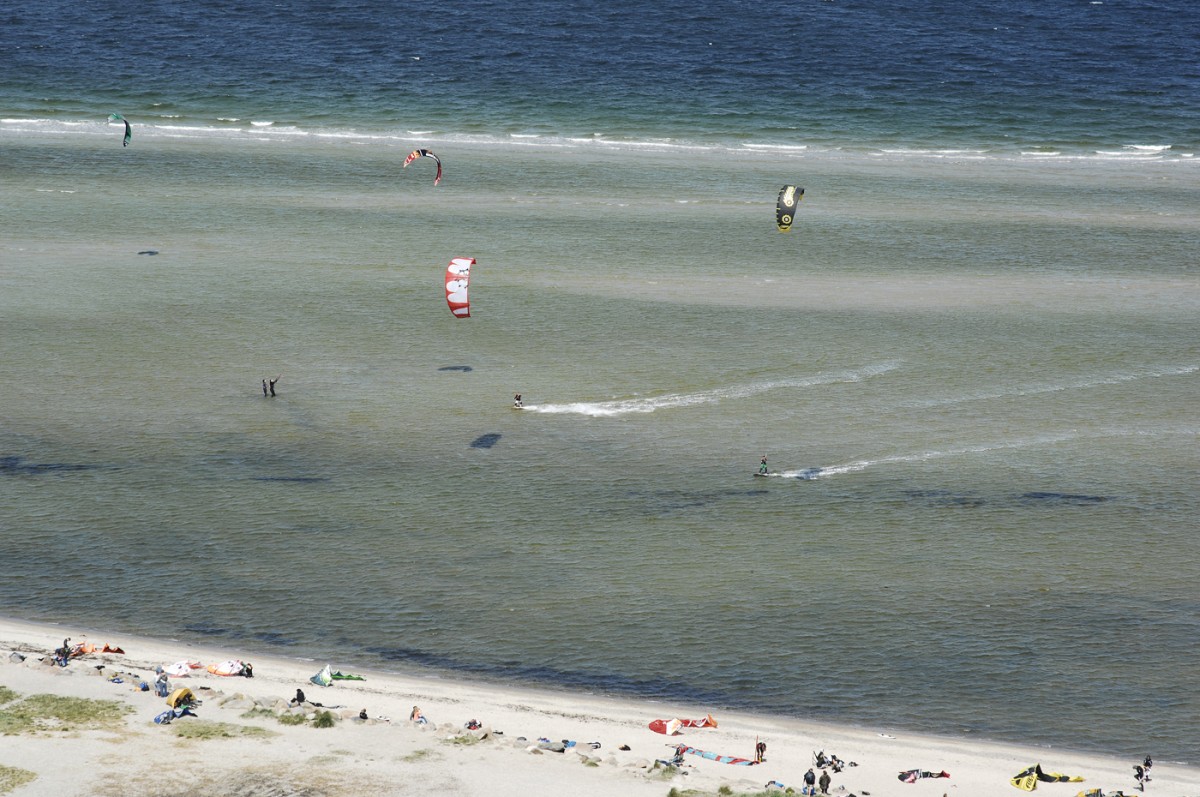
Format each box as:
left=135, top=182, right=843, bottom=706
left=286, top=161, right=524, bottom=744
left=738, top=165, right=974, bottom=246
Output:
left=760, top=455, right=769, bottom=474
left=513, top=393, right=523, bottom=408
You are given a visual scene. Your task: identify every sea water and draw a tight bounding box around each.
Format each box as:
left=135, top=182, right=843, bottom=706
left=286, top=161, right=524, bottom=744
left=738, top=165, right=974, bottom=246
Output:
left=1, top=0, right=1198, bottom=759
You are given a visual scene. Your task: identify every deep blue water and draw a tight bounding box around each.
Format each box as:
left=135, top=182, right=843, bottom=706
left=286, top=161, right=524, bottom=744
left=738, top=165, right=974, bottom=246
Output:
left=3, top=0, right=1198, bottom=152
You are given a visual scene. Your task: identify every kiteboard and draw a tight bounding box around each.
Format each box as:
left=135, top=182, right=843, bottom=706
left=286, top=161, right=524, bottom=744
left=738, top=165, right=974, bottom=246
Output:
left=753, top=472, right=778, bottom=478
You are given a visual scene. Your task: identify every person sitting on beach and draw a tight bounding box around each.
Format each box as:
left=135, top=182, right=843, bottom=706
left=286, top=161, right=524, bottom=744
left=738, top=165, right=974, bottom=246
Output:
left=359, top=708, right=368, bottom=720
left=290, top=688, right=306, bottom=707
left=410, top=705, right=427, bottom=724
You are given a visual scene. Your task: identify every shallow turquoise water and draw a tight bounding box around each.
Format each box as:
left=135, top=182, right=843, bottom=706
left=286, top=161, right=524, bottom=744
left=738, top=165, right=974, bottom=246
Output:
left=1, top=132, right=1197, bottom=757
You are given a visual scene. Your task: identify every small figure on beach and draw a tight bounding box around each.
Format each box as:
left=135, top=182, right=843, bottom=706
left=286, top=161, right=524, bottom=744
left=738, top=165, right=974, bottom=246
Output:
left=760, top=455, right=769, bottom=474
left=359, top=708, right=368, bottom=720
left=819, top=768, right=831, bottom=794
left=755, top=739, right=767, bottom=763
left=513, top=393, right=523, bottom=408
left=803, top=768, right=817, bottom=795
left=290, top=688, right=305, bottom=707
left=154, top=668, right=170, bottom=697
left=410, top=705, right=427, bottom=724
left=1143, top=755, right=1153, bottom=780
left=1134, top=763, right=1147, bottom=791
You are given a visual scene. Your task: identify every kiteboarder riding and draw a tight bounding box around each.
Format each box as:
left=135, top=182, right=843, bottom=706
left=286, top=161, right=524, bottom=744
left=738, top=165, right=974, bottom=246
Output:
left=513, top=393, right=523, bottom=408
left=760, top=455, right=769, bottom=474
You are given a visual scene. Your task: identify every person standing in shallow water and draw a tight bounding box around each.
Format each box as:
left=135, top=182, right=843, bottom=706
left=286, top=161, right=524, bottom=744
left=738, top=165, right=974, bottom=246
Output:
left=264, top=375, right=279, bottom=397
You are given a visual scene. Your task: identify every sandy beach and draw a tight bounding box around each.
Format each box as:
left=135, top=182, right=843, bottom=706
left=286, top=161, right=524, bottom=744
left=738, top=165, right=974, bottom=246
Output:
left=0, top=617, right=1193, bottom=797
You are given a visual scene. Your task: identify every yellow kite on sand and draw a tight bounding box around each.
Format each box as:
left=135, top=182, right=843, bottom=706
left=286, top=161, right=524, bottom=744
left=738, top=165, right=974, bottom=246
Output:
left=1011, top=764, right=1084, bottom=791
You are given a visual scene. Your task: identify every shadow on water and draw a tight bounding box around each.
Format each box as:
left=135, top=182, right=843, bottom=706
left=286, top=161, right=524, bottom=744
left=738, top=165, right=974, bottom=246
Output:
left=470, top=433, right=502, bottom=449
left=365, top=645, right=730, bottom=706
left=1018, top=492, right=1109, bottom=505
left=181, top=624, right=298, bottom=647
left=438, top=365, right=473, bottom=372
left=631, top=488, right=770, bottom=516
left=0, top=456, right=95, bottom=475
left=901, top=489, right=987, bottom=508
left=898, top=488, right=1110, bottom=508
left=251, top=476, right=330, bottom=483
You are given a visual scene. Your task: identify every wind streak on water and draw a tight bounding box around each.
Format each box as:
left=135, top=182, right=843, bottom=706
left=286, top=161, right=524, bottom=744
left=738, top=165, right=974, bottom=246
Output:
left=523, top=362, right=899, bottom=417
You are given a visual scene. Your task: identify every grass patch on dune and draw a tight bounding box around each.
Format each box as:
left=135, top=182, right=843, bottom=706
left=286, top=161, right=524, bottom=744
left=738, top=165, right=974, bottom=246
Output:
left=0, top=765, right=37, bottom=794
left=401, top=748, right=437, bottom=763
left=0, top=686, right=18, bottom=706
left=172, top=720, right=278, bottom=740
left=0, top=694, right=131, bottom=735
left=444, top=733, right=482, bottom=746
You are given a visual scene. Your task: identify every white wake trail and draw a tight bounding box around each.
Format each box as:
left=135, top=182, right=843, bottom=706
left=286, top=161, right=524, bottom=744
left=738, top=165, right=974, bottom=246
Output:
left=523, top=361, right=899, bottom=417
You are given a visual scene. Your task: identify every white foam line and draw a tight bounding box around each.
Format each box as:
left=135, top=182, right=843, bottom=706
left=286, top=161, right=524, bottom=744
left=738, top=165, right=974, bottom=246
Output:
left=784, top=425, right=1200, bottom=481
left=905, top=364, right=1198, bottom=409
left=785, top=433, right=1080, bottom=479
left=524, top=361, right=900, bottom=417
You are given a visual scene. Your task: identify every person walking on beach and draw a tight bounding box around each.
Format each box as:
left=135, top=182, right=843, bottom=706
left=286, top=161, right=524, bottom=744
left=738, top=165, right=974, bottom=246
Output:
left=818, top=768, right=831, bottom=795
left=1134, top=762, right=1147, bottom=791
left=803, top=768, right=816, bottom=795
left=1143, top=755, right=1153, bottom=781
left=154, top=667, right=170, bottom=697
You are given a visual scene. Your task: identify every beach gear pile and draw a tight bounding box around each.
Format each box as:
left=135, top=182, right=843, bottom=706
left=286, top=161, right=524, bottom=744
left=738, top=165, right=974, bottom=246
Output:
left=154, top=687, right=200, bottom=725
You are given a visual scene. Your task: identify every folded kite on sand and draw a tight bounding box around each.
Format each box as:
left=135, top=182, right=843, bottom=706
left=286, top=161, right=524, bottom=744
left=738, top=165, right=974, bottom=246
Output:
left=898, top=769, right=950, bottom=783
left=649, top=714, right=718, bottom=735
left=1011, top=764, right=1084, bottom=791
left=331, top=670, right=365, bottom=681
left=163, top=660, right=203, bottom=677
left=207, top=659, right=250, bottom=677
left=677, top=743, right=757, bottom=766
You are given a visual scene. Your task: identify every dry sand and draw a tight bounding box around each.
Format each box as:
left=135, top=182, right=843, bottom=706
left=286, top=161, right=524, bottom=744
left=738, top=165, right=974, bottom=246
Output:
left=0, top=617, right=1195, bottom=797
